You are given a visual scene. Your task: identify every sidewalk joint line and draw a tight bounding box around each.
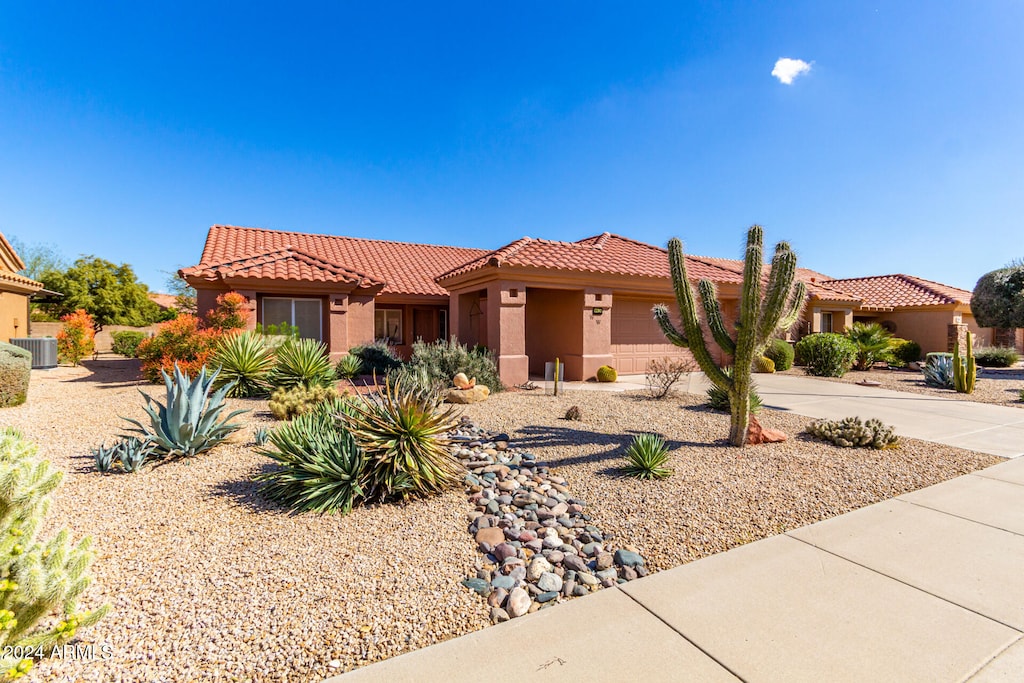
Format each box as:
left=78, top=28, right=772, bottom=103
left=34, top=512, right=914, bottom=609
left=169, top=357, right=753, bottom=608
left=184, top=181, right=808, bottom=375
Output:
left=896, top=495, right=1024, bottom=538
left=960, top=633, right=1023, bottom=682
left=615, top=587, right=749, bottom=683
left=786, top=534, right=1024, bottom=634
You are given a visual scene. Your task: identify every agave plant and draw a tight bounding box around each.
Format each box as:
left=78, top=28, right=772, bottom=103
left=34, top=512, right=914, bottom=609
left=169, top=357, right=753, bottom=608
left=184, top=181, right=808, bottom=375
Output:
left=922, top=355, right=954, bottom=388
left=253, top=426, right=270, bottom=447
left=706, top=367, right=763, bottom=413
left=211, top=331, right=275, bottom=398
left=622, top=433, right=672, bottom=480
left=344, top=375, right=464, bottom=500
left=122, top=364, right=248, bottom=458
left=255, top=398, right=366, bottom=514
left=335, top=354, right=364, bottom=380
left=93, top=443, right=116, bottom=473
left=270, top=338, right=336, bottom=390
left=116, top=437, right=158, bottom=473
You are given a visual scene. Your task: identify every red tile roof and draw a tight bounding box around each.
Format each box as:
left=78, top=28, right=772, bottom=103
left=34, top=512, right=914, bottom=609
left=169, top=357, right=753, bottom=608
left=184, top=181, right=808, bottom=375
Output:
left=436, top=232, right=746, bottom=284
left=820, top=274, right=971, bottom=308
left=182, top=225, right=488, bottom=296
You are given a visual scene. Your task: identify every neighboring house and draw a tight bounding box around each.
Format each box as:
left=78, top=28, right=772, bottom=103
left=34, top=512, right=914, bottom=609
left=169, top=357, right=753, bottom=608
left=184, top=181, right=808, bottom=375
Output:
left=182, top=224, right=1013, bottom=385
left=148, top=292, right=179, bottom=311
left=0, top=233, right=44, bottom=342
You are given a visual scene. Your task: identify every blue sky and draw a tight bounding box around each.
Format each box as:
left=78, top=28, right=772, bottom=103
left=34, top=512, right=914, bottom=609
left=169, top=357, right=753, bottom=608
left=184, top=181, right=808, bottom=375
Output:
left=1, top=2, right=1021, bottom=291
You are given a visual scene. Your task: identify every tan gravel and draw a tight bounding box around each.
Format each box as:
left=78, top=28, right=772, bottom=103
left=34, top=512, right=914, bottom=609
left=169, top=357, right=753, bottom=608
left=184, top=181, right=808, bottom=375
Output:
left=0, top=360, right=1001, bottom=680
left=461, top=389, right=999, bottom=571
left=779, top=365, right=1024, bottom=408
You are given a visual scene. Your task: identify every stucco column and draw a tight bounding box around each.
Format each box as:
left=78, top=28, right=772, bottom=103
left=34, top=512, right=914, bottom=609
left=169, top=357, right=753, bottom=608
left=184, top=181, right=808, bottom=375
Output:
left=578, top=288, right=614, bottom=380
left=486, top=281, right=528, bottom=386
left=235, top=289, right=258, bottom=330
left=327, top=294, right=349, bottom=359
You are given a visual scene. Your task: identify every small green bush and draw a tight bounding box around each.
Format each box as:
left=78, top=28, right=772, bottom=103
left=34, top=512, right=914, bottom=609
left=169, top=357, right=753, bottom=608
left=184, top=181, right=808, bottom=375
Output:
left=622, top=433, right=672, bottom=480
left=794, top=333, right=858, bottom=377
left=349, top=341, right=402, bottom=376
left=973, top=346, right=1020, bottom=368
left=335, top=354, right=364, bottom=380
left=596, top=365, right=617, bottom=382
left=269, top=385, right=340, bottom=421
left=889, top=338, right=922, bottom=365
left=0, top=343, right=31, bottom=408
left=402, top=337, right=502, bottom=392
left=806, top=416, right=898, bottom=449
left=390, top=363, right=448, bottom=400
left=764, top=338, right=795, bottom=371
left=110, top=330, right=147, bottom=358
left=270, top=338, right=336, bottom=390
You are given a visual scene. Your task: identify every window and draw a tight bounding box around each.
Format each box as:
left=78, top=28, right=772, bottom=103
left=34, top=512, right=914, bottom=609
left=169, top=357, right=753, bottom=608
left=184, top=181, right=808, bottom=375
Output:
left=821, top=312, right=833, bottom=334
left=262, top=297, right=322, bottom=341
left=375, top=309, right=403, bottom=344
left=439, top=310, right=449, bottom=341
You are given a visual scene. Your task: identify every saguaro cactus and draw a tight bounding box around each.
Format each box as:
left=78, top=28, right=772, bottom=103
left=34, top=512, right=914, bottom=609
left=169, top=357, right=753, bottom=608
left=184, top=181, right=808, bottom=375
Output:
left=654, top=225, right=807, bottom=446
left=953, top=331, right=976, bottom=394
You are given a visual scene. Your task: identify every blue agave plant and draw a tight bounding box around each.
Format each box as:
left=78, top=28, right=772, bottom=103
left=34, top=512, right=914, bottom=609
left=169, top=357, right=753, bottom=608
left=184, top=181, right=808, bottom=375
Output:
left=123, top=364, right=248, bottom=458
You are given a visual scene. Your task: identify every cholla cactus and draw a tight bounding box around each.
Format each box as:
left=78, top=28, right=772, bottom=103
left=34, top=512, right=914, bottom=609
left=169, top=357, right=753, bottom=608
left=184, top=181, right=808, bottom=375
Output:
left=806, top=416, right=898, bottom=449
left=655, top=226, right=806, bottom=446
left=268, top=385, right=340, bottom=421
left=0, top=432, right=108, bottom=676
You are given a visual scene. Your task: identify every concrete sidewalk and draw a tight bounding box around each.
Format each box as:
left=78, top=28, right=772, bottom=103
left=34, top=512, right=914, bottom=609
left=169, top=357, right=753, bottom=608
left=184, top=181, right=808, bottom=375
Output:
left=328, top=456, right=1024, bottom=682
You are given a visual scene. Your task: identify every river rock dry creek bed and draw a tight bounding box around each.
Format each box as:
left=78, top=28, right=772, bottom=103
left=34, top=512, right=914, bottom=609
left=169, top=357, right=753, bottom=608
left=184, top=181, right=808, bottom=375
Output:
left=0, top=359, right=1001, bottom=680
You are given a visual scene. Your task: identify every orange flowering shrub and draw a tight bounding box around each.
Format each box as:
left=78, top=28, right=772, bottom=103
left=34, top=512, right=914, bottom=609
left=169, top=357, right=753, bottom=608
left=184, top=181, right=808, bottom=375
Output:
left=56, top=309, right=96, bottom=366
left=136, top=314, right=221, bottom=383
left=205, top=292, right=248, bottom=332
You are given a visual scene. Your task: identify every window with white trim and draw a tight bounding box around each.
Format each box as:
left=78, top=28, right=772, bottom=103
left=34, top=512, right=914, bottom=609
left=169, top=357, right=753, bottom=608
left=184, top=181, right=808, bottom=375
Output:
left=375, top=309, right=403, bottom=344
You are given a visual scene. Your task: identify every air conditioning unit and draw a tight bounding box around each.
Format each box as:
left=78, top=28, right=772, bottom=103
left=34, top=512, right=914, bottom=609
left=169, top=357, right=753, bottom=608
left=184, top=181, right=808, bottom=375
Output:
left=8, top=338, right=58, bottom=369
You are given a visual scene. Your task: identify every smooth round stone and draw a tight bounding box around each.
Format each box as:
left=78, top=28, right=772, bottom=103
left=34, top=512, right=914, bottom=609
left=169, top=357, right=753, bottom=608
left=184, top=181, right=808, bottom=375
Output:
left=461, top=577, right=491, bottom=597
left=517, top=530, right=536, bottom=543
left=595, top=552, right=614, bottom=570
left=546, top=550, right=565, bottom=565
left=572, top=584, right=589, bottom=597
left=577, top=572, right=600, bottom=586
left=595, top=568, right=618, bottom=582
left=492, top=543, right=518, bottom=562
left=527, top=556, right=553, bottom=581
left=536, top=591, right=558, bottom=603
left=490, top=607, right=510, bottom=624
left=563, top=570, right=577, bottom=583
left=507, top=587, right=531, bottom=618
left=525, top=539, right=543, bottom=552
left=562, top=579, right=576, bottom=597
left=476, top=568, right=492, bottom=581
left=491, top=575, right=516, bottom=590
left=622, top=566, right=639, bottom=581
left=542, top=537, right=561, bottom=549
left=537, top=572, right=563, bottom=593
left=509, top=566, right=527, bottom=582
left=614, top=549, right=645, bottom=568
left=582, top=542, right=602, bottom=557
left=562, top=554, right=587, bottom=572
left=485, top=500, right=500, bottom=514
left=487, top=587, right=508, bottom=608
left=550, top=502, right=569, bottom=516
left=496, top=495, right=513, bottom=505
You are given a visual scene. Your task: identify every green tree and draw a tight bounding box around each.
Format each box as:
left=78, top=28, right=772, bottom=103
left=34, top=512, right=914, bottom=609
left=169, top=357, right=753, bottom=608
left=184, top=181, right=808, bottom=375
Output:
left=5, top=236, right=66, bottom=282
left=39, top=256, right=162, bottom=329
left=163, top=269, right=197, bottom=315
left=972, top=263, right=1024, bottom=329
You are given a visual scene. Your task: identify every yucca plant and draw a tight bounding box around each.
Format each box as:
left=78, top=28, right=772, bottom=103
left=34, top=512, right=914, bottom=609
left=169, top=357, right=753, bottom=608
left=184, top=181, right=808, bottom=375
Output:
left=623, top=433, right=672, bottom=479
left=706, top=367, right=763, bottom=414
left=335, top=354, right=364, bottom=380
left=122, top=364, right=248, bottom=458
left=255, top=398, right=366, bottom=514
left=345, top=375, right=464, bottom=500
left=270, top=338, right=336, bottom=390
left=211, top=331, right=275, bottom=398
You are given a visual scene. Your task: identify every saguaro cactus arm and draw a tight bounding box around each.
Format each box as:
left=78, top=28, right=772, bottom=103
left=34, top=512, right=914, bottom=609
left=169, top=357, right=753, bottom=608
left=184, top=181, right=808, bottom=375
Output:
left=698, top=280, right=737, bottom=356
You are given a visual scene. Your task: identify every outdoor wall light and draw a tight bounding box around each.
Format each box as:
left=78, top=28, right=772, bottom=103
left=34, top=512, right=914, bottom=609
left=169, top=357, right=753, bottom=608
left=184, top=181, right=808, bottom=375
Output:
left=592, top=307, right=604, bottom=316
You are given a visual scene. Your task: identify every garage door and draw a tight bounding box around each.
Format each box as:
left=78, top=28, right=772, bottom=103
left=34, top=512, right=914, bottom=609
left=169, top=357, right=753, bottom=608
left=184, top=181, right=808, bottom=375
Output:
left=610, top=298, right=693, bottom=374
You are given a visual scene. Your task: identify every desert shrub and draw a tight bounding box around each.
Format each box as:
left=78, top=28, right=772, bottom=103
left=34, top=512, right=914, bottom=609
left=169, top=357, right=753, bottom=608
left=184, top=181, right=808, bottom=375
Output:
left=56, top=309, right=96, bottom=366
left=270, top=338, right=335, bottom=390
left=400, top=338, right=502, bottom=392
left=110, top=330, right=147, bottom=358
left=622, top=433, right=672, bottom=480
left=888, top=338, right=922, bottom=366
left=0, top=431, right=108, bottom=676
left=1019, top=388, right=1024, bottom=402
left=0, top=343, right=31, bottom=408
left=973, top=346, right=1020, bottom=368
left=211, top=331, right=275, bottom=398
left=706, top=367, right=762, bottom=413
left=122, top=364, right=247, bottom=458
left=923, top=354, right=955, bottom=388
left=136, top=314, right=221, bottom=383
left=845, top=322, right=893, bottom=371
left=596, top=365, right=617, bottom=382
left=753, top=356, right=776, bottom=373
left=349, top=340, right=402, bottom=376
left=645, top=357, right=695, bottom=399
left=764, top=338, right=795, bottom=372
left=92, top=436, right=157, bottom=474
left=269, top=385, right=341, bottom=421
left=564, top=405, right=582, bottom=421
left=335, top=354, right=364, bottom=380
left=344, top=375, right=463, bottom=501
left=806, top=417, right=898, bottom=449
left=390, top=363, right=448, bottom=400
left=795, top=333, right=857, bottom=377
left=205, top=291, right=248, bottom=332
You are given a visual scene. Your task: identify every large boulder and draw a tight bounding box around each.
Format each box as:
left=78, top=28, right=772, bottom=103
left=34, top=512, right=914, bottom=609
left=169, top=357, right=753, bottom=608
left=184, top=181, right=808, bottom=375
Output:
left=446, top=385, right=490, bottom=404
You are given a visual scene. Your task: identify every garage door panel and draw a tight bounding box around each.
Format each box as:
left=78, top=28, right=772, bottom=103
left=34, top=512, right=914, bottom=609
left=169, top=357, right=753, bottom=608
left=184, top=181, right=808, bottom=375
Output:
left=611, top=298, right=693, bottom=374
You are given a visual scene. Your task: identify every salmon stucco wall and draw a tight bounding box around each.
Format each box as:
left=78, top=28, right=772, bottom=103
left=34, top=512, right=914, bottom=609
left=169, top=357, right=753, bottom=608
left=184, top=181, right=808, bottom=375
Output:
left=878, top=309, right=958, bottom=355
left=524, top=288, right=583, bottom=378
left=0, top=291, right=29, bottom=342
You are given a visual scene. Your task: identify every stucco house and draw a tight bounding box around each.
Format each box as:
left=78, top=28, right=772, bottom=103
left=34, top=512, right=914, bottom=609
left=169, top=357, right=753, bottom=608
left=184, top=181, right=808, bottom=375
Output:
left=182, top=224, right=1013, bottom=385
left=0, top=233, right=44, bottom=342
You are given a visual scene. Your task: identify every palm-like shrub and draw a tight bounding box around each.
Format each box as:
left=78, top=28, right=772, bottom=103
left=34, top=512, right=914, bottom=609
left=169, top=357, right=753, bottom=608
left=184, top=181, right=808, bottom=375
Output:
left=622, top=433, right=672, bottom=480
left=795, top=333, right=858, bottom=377
left=255, top=399, right=366, bottom=514
left=335, top=354, right=364, bottom=380
left=270, top=338, right=335, bottom=390
left=122, top=364, right=247, bottom=458
left=0, top=431, right=108, bottom=676
left=764, top=338, right=795, bottom=371
left=344, top=376, right=463, bottom=500
left=211, top=331, right=275, bottom=398
left=846, top=322, right=893, bottom=371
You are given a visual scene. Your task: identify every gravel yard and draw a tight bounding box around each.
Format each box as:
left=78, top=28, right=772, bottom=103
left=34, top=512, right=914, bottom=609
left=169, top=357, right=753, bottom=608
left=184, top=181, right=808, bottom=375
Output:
left=779, top=365, right=1024, bottom=408
left=0, top=360, right=1001, bottom=681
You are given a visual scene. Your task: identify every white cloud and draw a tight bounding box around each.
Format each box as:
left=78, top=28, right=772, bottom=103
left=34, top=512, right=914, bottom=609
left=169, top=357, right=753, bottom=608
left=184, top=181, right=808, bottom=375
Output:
left=771, top=58, right=812, bottom=85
